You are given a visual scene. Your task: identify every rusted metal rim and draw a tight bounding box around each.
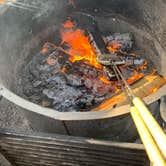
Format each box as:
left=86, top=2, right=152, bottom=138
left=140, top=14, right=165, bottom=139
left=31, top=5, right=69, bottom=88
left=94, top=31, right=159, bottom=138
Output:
left=0, top=84, right=166, bottom=121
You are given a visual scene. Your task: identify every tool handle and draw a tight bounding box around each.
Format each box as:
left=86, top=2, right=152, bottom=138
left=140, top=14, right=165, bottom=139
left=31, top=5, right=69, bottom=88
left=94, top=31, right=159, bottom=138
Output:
left=130, top=106, right=166, bottom=166
left=132, top=97, right=166, bottom=158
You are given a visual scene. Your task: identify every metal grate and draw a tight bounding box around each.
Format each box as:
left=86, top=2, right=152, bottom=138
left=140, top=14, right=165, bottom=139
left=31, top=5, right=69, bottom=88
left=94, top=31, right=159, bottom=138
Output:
left=0, top=128, right=149, bottom=166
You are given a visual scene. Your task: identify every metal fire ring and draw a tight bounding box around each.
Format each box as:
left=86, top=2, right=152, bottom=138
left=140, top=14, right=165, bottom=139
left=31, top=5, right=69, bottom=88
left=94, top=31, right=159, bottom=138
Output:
left=0, top=83, right=166, bottom=121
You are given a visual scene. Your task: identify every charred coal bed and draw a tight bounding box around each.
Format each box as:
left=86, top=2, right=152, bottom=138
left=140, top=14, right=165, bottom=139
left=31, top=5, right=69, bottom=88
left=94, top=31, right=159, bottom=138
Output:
left=19, top=13, right=150, bottom=112
left=0, top=0, right=166, bottom=141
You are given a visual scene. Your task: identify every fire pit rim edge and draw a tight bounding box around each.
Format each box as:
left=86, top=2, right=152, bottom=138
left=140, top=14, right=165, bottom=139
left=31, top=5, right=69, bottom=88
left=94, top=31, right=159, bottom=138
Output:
left=0, top=83, right=165, bottom=121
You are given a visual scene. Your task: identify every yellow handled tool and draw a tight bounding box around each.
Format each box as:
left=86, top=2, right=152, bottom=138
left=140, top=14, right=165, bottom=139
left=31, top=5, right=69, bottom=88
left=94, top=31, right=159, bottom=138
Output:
left=112, top=64, right=166, bottom=166
left=130, top=106, right=166, bottom=166
left=133, top=97, right=166, bottom=158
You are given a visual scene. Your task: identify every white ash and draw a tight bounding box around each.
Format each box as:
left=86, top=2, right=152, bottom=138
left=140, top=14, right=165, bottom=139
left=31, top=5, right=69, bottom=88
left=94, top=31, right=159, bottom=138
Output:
left=19, top=49, right=114, bottom=112
left=104, top=33, right=133, bottom=51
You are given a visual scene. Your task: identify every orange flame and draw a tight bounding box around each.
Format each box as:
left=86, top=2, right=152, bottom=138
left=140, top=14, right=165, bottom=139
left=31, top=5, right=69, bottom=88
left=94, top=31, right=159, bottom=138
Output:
left=100, top=75, right=111, bottom=84
left=107, top=42, right=121, bottom=53
left=63, top=19, right=74, bottom=29
left=61, top=66, right=67, bottom=74
left=46, top=57, right=57, bottom=66
left=60, top=21, right=102, bottom=69
left=127, top=70, right=144, bottom=84
left=140, top=59, right=147, bottom=70
left=60, top=19, right=147, bottom=85
left=41, top=47, right=48, bottom=55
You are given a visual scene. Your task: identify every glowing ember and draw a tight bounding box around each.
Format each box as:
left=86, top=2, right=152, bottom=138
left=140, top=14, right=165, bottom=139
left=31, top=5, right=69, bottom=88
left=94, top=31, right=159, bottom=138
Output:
left=107, top=42, right=121, bottom=53
left=61, top=66, right=67, bottom=74
left=63, top=19, right=74, bottom=29
left=46, top=57, right=57, bottom=66
left=60, top=21, right=102, bottom=69
left=140, top=59, right=148, bottom=70
left=151, top=87, right=158, bottom=93
left=41, top=47, right=48, bottom=55
left=100, top=75, right=112, bottom=84
left=127, top=70, right=144, bottom=84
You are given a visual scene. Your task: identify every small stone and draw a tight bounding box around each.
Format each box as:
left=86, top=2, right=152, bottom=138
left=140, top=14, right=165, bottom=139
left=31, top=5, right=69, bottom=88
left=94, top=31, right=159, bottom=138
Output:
left=94, top=8, right=98, bottom=12
left=33, top=80, right=42, bottom=87
left=41, top=99, right=51, bottom=107
left=112, top=18, right=116, bottom=21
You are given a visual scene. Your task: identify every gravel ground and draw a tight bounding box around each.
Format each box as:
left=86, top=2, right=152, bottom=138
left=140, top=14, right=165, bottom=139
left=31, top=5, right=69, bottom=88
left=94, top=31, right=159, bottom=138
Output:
left=0, top=97, right=31, bottom=165
left=0, top=98, right=31, bottom=130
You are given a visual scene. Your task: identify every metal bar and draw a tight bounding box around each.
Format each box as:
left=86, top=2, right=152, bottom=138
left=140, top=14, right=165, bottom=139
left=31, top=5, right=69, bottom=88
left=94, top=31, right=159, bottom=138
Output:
left=0, top=143, right=146, bottom=162
left=112, top=65, right=133, bottom=105
left=13, top=1, right=43, bottom=9
left=0, top=139, right=146, bottom=158
left=0, top=129, right=149, bottom=166
left=6, top=3, right=35, bottom=11
left=113, top=64, right=135, bottom=98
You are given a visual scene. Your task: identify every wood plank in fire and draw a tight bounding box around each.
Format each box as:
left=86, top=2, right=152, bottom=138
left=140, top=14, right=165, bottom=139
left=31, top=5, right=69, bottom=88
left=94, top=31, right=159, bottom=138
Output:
left=91, top=75, right=166, bottom=112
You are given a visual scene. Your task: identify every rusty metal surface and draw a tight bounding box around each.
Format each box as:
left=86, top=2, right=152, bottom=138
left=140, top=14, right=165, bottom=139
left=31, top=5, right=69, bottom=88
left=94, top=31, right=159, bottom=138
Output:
left=0, top=128, right=149, bottom=166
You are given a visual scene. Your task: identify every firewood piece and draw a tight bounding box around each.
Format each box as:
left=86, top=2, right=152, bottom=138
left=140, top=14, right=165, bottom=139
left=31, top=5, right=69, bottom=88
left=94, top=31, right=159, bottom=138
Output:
left=70, top=12, right=110, bottom=55
left=92, top=75, right=166, bottom=111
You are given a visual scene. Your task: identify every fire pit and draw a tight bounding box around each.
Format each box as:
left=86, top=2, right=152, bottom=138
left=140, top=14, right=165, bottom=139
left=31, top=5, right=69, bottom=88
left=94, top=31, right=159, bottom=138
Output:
left=0, top=0, right=166, bottom=141
left=19, top=14, right=150, bottom=112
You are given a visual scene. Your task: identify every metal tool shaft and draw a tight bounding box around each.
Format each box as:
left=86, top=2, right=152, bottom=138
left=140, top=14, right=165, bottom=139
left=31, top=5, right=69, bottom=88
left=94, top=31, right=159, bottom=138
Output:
left=113, top=64, right=135, bottom=99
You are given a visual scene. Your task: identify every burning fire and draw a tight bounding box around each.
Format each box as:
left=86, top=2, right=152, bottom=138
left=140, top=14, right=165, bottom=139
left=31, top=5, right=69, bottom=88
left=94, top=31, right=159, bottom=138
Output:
left=59, top=19, right=147, bottom=86
left=41, top=18, right=148, bottom=89
left=63, top=19, right=74, bottom=28
left=100, top=75, right=112, bottom=84
left=60, top=19, right=102, bottom=69
left=127, top=70, right=144, bottom=84
left=107, top=43, right=121, bottom=53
